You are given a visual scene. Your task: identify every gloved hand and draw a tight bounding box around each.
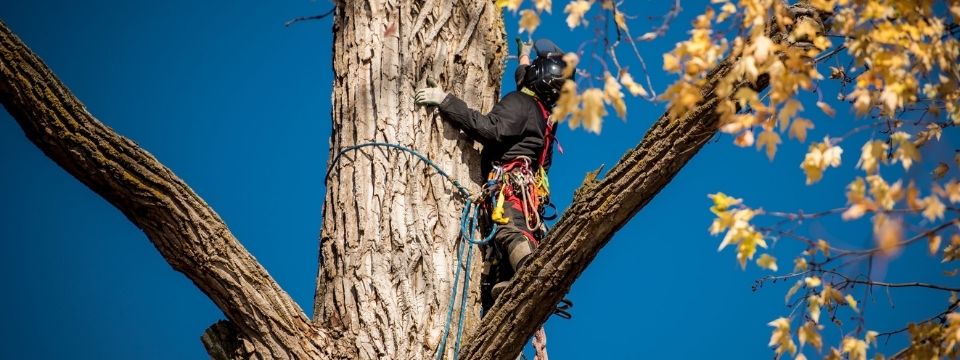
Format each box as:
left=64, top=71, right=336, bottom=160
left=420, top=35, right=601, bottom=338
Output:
left=517, top=38, right=533, bottom=59
left=414, top=79, right=448, bottom=107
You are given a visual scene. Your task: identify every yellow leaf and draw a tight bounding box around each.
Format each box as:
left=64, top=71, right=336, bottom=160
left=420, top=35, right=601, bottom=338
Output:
left=816, top=101, right=836, bottom=117
left=708, top=192, right=742, bottom=213
left=822, top=285, right=844, bottom=304
left=845, top=294, right=859, bottom=312
left=619, top=71, right=649, bottom=97
left=922, top=195, right=946, bottom=221
left=946, top=235, right=960, bottom=262
left=794, top=257, right=808, bottom=272
left=811, top=0, right=836, bottom=12
left=757, top=253, right=778, bottom=271
left=789, top=118, right=814, bottom=143
left=603, top=72, right=627, bottom=119
left=801, top=140, right=844, bottom=184
left=768, top=318, right=798, bottom=356
left=906, top=181, right=923, bottom=211
left=847, top=177, right=866, bottom=203
left=735, top=129, right=755, bottom=147
left=945, top=180, right=960, bottom=203
left=552, top=80, right=579, bottom=122
left=534, top=0, right=552, bottom=13
left=891, top=132, right=920, bottom=170
left=857, top=140, right=888, bottom=174
left=496, top=0, right=523, bottom=11
left=865, top=331, right=878, bottom=347
left=933, top=162, right=949, bottom=180
left=804, top=276, right=822, bottom=288
left=751, top=35, right=774, bottom=64
left=808, top=294, right=822, bottom=323
left=817, top=239, right=831, bottom=257
left=638, top=31, right=657, bottom=41
left=578, top=88, right=606, bottom=134
left=717, top=2, right=736, bottom=23
left=737, top=230, right=767, bottom=269
left=930, top=234, right=943, bottom=255
left=562, top=52, right=579, bottom=78
left=842, top=203, right=869, bottom=221
left=786, top=280, right=803, bottom=303
left=880, top=87, right=900, bottom=113
left=614, top=12, right=628, bottom=30
left=518, top=10, right=540, bottom=33
left=874, top=215, right=902, bottom=256
left=563, top=0, right=592, bottom=28
left=663, top=53, right=680, bottom=72
left=778, top=100, right=803, bottom=129
left=757, top=128, right=782, bottom=161
left=841, top=337, right=867, bottom=360
left=799, top=321, right=823, bottom=352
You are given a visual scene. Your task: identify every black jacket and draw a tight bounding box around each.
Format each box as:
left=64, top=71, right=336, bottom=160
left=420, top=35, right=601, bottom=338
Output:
left=438, top=91, right=553, bottom=175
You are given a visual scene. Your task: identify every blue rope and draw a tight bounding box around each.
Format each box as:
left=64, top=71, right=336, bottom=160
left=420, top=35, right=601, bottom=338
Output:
left=328, top=142, right=495, bottom=359
left=327, top=142, right=472, bottom=198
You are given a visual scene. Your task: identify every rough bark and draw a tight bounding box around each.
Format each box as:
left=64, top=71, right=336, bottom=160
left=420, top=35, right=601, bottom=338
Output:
left=314, top=1, right=506, bottom=359
left=0, top=21, right=353, bottom=359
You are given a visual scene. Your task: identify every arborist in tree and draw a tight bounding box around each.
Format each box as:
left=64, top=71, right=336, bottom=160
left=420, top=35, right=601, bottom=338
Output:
left=414, top=39, right=572, bottom=314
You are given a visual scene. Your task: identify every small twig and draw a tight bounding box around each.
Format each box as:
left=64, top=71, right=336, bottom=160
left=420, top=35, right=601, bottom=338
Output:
left=284, top=7, right=336, bottom=27
left=824, top=269, right=960, bottom=292
left=877, top=299, right=960, bottom=338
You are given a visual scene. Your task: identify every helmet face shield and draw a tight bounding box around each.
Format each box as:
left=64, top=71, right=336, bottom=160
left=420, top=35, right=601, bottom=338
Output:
left=524, top=55, right=573, bottom=106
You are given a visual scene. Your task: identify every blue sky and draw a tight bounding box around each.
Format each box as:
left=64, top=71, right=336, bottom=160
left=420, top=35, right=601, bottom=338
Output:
left=0, top=1, right=955, bottom=359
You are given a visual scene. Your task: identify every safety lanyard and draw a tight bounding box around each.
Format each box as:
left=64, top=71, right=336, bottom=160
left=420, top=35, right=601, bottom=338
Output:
left=532, top=98, right=562, bottom=169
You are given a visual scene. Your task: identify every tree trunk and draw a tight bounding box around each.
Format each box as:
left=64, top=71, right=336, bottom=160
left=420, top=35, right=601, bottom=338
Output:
left=314, top=1, right=506, bottom=359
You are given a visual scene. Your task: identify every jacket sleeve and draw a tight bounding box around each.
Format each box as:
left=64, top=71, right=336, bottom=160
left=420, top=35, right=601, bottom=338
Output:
left=514, top=64, right=528, bottom=87
left=437, top=92, right=527, bottom=145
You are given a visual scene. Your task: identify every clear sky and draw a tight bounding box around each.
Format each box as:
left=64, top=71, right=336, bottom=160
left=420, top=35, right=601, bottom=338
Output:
left=0, top=1, right=955, bottom=359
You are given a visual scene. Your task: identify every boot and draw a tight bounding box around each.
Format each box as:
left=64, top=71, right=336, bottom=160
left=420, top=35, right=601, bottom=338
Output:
left=491, top=237, right=533, bottom=301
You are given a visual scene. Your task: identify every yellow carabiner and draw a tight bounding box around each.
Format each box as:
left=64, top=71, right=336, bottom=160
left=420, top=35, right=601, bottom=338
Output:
left=535, top=167, right=551, bottom=198
left=491, top=188, right=510, bottom=225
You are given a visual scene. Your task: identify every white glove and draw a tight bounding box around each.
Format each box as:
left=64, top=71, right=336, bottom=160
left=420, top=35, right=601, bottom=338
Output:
left=415, top=87, right=448, bottom=107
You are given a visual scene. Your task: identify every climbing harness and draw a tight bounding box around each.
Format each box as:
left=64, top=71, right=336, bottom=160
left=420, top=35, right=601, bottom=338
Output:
left=486, top=89, right=562, bottom=234
left=326, top=142, right=496, bottom=360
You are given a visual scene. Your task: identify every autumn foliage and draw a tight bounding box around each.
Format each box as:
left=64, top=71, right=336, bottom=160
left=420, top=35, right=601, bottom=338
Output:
left=501, top=0, right=960, bottom=358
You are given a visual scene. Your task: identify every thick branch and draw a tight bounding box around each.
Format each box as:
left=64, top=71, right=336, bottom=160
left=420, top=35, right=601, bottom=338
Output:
left=0, top=21, right=347, bottom=358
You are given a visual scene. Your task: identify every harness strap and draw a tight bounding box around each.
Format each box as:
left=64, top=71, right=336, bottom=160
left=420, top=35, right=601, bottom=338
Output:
left=528, top=90, right=562, bottom=169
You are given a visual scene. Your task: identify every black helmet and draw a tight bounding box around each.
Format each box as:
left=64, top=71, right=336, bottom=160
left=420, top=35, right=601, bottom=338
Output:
left=523, top=55, right=571, bottom=106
